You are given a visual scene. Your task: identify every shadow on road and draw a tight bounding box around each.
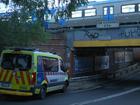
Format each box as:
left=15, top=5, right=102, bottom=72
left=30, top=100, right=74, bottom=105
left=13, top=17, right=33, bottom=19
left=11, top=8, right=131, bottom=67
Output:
left=0, top=90, right=64, bottom=102
left=101, top=79, right=140, bottom=89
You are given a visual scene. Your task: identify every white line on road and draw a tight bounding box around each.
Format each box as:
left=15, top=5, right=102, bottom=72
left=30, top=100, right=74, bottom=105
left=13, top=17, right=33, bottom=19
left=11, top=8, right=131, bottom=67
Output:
left=70, top=87, right=140, bottom=105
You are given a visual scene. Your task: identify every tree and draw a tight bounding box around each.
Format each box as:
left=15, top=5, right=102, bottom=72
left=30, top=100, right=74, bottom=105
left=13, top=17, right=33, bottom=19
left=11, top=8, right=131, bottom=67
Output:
left=1, top=0, right=87, bottom=22
left=0, top=20, right=49, bottom=46
left=0, top=0, right=87, bottom=48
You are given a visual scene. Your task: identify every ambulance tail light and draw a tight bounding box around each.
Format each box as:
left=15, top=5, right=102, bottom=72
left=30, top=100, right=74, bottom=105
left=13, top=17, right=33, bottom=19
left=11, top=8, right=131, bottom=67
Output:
left=31, top=72, right=36, bottom=85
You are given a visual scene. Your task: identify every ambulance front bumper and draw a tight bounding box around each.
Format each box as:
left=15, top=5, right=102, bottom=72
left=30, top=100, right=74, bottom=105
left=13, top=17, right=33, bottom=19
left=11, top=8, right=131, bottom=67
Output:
left=0, top=89, right=33, bottom=96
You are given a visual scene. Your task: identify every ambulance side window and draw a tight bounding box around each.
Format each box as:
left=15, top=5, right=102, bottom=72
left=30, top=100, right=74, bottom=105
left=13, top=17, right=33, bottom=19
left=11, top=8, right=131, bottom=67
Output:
left=37, top=56, right=50, bottom=72
left=60, top=60, right=67, bottom=72
left=37, top=56, right=44, bottom=72
left=46, top=58, right=58, bottom=72
left=60, top=60, right=65, bottom=72
left=42, top=58, right=48, bottom=72
left=37, top=56, right=59, bottom=72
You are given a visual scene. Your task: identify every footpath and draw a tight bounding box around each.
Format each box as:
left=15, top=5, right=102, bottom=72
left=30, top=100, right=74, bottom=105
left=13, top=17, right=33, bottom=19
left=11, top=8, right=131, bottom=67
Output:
left=68, top=75, right=105, bottom=91
left=68, top=63, right=140, bottom=92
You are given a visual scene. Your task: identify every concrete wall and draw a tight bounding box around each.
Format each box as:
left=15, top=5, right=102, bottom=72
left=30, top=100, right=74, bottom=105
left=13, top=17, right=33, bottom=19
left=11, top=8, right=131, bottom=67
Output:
left=67, top=27, right=140, bottom=41
left=65, top=26, right=137, bottom=76
left=32, top=33, right=67, bottom=62
left=133, top=48, right=140, bottom=62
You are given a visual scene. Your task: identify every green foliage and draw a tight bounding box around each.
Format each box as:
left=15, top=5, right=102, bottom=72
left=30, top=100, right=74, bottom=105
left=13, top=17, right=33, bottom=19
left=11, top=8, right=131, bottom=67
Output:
left=1, top=0, right=88, bottom=19
left=0, top=0, right=50, bottom=47
left=0, top=0, right=87, bottom=48
left=0, top=20, right=49, bottom=47
left=66, top=0, right=88, bottom=17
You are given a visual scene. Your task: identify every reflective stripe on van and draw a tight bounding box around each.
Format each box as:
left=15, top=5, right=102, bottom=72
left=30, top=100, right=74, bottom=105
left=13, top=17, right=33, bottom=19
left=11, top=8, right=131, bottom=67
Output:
left=0, top=70, right=32, bottom=86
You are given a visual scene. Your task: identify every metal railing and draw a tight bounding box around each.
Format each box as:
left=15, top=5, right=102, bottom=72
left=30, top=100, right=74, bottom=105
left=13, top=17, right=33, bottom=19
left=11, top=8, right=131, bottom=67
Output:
left=108, top=63, right=140, bottom=79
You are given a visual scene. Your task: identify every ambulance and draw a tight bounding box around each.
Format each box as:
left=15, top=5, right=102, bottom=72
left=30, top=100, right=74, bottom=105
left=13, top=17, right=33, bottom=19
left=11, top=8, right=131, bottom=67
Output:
left=0, top=48, right=69, bottom=99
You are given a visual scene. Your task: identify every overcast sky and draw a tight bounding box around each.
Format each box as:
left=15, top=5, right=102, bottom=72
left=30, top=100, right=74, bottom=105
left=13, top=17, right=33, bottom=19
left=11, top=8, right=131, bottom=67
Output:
left=0, top=3, right=7, bottom=13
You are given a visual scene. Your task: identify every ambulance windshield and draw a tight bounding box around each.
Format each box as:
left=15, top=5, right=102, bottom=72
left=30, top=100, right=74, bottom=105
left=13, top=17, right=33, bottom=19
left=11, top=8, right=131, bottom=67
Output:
left=1, top=53, right=32, bottom=70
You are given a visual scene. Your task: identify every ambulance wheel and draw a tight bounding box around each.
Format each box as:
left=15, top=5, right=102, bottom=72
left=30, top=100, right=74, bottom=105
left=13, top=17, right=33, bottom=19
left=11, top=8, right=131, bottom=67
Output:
left=61, top=81, right=69, bottom=93
left=39, top=86, right=46, bottom=99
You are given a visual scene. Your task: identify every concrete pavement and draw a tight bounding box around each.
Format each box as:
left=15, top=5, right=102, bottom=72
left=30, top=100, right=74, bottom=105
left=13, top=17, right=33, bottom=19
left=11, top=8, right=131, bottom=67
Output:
left=68, top=63, right=140, bottom=92
left=68, top=75, right=103, bottom=91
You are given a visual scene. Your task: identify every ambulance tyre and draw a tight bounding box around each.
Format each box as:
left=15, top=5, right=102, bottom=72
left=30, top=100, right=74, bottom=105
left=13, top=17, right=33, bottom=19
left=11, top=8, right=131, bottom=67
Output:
left=61, top=81, right=69, bottom=93
left=3, top=95, right=12, bottom=99
left=39, top=86, right=46, bottom=99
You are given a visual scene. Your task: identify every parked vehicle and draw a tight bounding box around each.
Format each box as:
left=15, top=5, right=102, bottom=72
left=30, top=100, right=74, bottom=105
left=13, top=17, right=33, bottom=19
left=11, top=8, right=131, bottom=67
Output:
left=0, top=48, right=69, bottom=99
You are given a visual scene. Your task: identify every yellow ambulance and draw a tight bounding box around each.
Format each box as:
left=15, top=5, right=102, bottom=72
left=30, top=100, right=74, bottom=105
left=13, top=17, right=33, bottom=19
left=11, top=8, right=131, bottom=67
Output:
left=0, top=48, right=69, bottom=99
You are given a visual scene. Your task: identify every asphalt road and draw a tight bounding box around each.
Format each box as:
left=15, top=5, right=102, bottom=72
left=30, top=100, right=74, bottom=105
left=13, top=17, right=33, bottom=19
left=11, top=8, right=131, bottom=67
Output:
left=1, top=73, right=140, bottom=105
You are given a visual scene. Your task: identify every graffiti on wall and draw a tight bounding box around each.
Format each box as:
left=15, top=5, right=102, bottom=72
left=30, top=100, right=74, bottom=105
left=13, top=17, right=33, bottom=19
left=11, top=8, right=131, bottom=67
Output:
left=120, top=28, right=140, bottom=38
left=84, top=31, right=99, bottom=40
left=74, top=27, right=140, bottom=41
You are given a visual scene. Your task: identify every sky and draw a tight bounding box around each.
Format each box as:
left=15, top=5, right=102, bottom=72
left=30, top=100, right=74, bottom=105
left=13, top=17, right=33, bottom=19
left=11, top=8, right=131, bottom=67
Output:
left=88, top=0, right=107, bottom=1
left=0, top=3, right=7, bottom=13
left=0, top=0, right=107, bottom=13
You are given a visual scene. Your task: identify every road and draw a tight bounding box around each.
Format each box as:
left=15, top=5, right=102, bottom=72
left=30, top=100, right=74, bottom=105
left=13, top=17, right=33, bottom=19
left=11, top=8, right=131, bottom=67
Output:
left=0, top=73, right=140, bottom=105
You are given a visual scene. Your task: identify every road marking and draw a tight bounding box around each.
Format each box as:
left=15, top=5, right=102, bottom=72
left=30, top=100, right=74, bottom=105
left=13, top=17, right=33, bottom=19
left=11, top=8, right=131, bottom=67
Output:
left=71, top=87, right=140, bottom=105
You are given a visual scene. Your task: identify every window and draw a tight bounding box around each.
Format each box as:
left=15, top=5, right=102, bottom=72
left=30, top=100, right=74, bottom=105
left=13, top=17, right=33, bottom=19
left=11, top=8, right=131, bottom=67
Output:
left=1, top=53, right=31, bottom=70
left=139, top=4, right=140, bottom=11
left=85, top=9, right=96, bottom=16
left=110, top=7, right=114, bottom=14
left=60, top=60, right=67, bottom=72
left=122, top=5, right=135, bottom=13
left=104, top=7, right=108, bottom=15
left=72, top=11, right=82, bottom=18
left=103, top=6, right=114, bottom=15
left=37, top=56, right=58, bottom=72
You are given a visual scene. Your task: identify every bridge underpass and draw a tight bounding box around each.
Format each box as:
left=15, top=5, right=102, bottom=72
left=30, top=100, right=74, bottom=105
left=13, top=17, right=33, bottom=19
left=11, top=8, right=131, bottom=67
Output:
left=71, top=46, right=140, bottom=79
